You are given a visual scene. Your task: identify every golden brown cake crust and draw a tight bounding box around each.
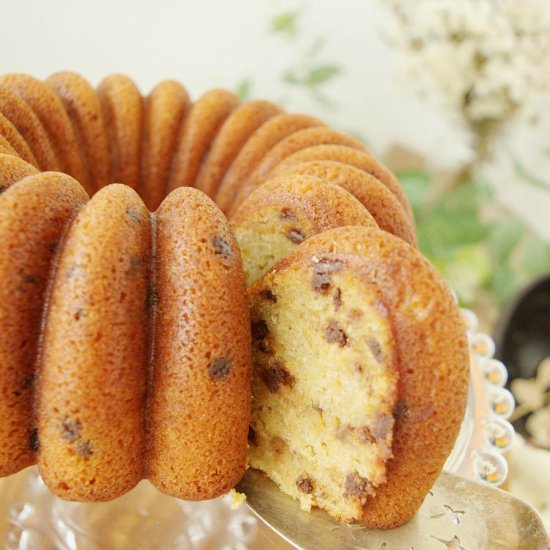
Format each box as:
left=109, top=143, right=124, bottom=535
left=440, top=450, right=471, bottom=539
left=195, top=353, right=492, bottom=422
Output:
left=0, top=87, right=60, bottom=172
left=269, top=144, right=414, bottom=222
left=256, top=226, right=469, bottom=528
left=97, top=74, right=143, bottom=190
left=46, top=71, right=112, bottom=194
left=0, top=135, right=18, bottom=157
left=0, top=172, right=88, bottom=477
left=276, top=160, right=417, bottom=246
left=168, top=88, right=239, bottom=192
left=215, top=113, right=324, bottom=213
left=147, top=187, right=251, bottom=500
left=0, top=154, right=38, bottom=192
left=37, top=184, right=151, bottom=501
left=141, top=80, right=189, bottom=210
left=0, top=74, right=88, bottom=188
left=248, top=127, right=368, bottom=188
left=0, top=112, right=39, bottom=167
left=194, top=100, right=283, bottom=198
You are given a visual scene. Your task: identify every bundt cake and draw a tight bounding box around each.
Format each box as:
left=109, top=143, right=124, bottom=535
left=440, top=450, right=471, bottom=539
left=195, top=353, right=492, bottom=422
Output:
left=0, top=71, right=468, bottom=530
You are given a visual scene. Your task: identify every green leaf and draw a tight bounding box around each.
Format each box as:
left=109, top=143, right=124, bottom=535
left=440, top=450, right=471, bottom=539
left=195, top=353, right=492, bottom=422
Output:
left=489, top=266, right=518, bottom=306
left=307, top=37, right=326, bottom=58
left=283, top=70, right=303, bottom=85
left=270, top=10, right=299, bottom=34
left=523, top=235, right=550, bottom=277
left=436, top=244, right=492, bottom=305
left=235, top=79, right=251, bottom=101
left=396, top=170, right=432, bottom=211
left=306, top=65, right=341, bottom=86
left=488, top=218, right=523, bottom=264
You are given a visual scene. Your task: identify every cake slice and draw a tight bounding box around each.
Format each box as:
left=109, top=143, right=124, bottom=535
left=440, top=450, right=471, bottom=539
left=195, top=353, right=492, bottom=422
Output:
left=248, top=226, right=469, bottom=528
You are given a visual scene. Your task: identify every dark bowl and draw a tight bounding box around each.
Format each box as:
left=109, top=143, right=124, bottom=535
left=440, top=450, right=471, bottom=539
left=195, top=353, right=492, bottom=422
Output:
left=494, top=272, right=550, bottom=382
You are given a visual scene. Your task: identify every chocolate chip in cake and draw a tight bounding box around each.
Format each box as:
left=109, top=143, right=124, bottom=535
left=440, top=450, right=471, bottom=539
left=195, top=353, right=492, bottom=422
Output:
left=252, top=319, right=269, bottom=340
left=61, top=417, right=82, bottom=442
left=77, top=440, right=93, bottom=457
left=29, top=428, right=39, bottom=452
left=212, top=235, right=233, bottom=261
left=248, top=426, right=257, bottom=446
left=311, top=257, right=344, bottom=294
left=333, top=288, right=342, bottom=310
left=0, top=185, right=7, bottom=195
left=324, top=320, right=348, bottom=347
left=296, top=476, right=314, bottom=494
left=126, top=208, right=142, bottom=223
left=74, top=308, right=85, bottom=321
left=367, top=337, right=383, bottom=363
left=260, top=288, right=277, bottom=303
left=279, top=207, right=296, bottom=220
left=208, top=357, right=231, bottom=379
left=344, top=472, right=373, bottom=499
left=260, top=360, right=295, bottom=393
left=286, top=228, right=306, bottom=244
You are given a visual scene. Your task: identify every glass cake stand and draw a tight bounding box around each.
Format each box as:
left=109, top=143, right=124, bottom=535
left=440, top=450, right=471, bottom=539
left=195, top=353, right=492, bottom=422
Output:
left=0, top=307, right=514, bottom=550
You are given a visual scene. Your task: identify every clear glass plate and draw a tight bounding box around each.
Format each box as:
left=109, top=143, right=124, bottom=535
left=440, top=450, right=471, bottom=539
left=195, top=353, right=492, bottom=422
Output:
left=0, top=308, right=514, bottom=549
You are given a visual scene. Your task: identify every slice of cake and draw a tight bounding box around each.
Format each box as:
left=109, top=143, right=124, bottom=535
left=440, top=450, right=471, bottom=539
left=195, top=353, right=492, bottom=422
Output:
left=247, top=226, right=469, bottom=528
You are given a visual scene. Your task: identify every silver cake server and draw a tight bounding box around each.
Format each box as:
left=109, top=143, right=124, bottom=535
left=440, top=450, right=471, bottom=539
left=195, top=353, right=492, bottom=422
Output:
left=237, top=468, right=550, bottom=550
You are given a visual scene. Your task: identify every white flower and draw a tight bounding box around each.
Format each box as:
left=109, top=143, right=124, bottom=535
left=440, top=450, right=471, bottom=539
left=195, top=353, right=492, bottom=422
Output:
left=383, top=0, right=550, bottom=126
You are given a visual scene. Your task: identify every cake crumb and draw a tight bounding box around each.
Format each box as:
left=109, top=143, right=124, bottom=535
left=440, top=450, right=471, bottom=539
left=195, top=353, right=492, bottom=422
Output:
left=228, top=489, right=247, bottom=509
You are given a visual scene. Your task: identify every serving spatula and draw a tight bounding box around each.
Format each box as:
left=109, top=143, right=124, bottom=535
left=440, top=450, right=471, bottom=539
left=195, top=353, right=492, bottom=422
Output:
left=237, top=468, right=550, bottom=550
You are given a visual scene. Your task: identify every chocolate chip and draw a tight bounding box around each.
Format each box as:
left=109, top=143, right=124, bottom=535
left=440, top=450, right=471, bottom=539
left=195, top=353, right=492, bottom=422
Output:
left=296, top=476, right=314, bottom=494
left=367, top=337, right=383, bottom=363
left=208, top=357, right=231, bottom=379
left=248, top=426, right=257, bottom=446
left=324, top=320, right=348, bottom=347
left=61, top=417, right=82, bottom=442
left=126, top=209, right=142, bottom=223
left=343, top=472, right=373, bottom=499
left=286, top=228, right=306, bottom=244
left=74, top=309, right=85, bottom=321
left=311, top=257, right=344, bottom=294
left=212, top=235, right=233, bottom=261
left=29, top=428, right=39, bottom=452
left=279, top=207, right=296, bottom=220
left=333, top=288, right=342, bottom=310
left=77, top=440, right=93, bottom=457
left=260, top=360, right=295, bottom=393
left=0, top=185, right=7, bottom=195
left=371, top=414, right=393, bottom=442
left=260, top=288, right=277, bottom=303
left=252, top=319, right=269, bottom=341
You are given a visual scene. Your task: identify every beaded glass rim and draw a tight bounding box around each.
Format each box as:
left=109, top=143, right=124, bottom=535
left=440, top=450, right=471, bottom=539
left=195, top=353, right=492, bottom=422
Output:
left=444, top=305, right=515, bottom=488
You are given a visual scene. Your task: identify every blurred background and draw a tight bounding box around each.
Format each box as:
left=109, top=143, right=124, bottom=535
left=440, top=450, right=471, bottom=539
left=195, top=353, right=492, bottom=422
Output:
left=1, top=0, right=549, bottom=542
